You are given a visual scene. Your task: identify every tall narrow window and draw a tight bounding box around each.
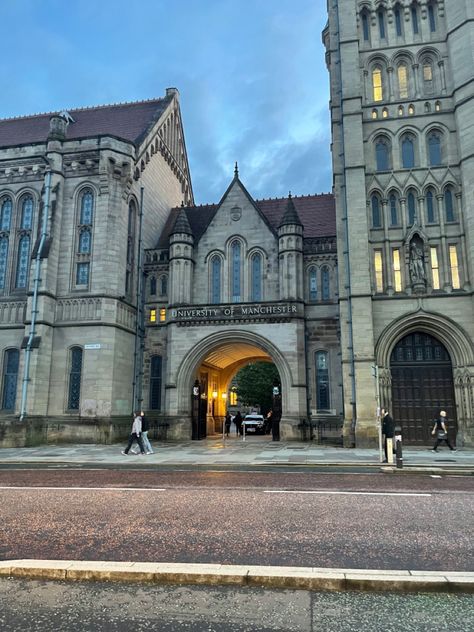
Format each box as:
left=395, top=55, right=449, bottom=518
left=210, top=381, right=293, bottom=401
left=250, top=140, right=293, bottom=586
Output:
left=321, top=267, right=330, bottom=300
left=125, top=200, right=136, bottom=295
left=76, top=189, right=94, bottom=289
left=2, top=349, right=19, bottom=410
left=374, top=250, right=384, bottom=293
left=371, top=194, right=382, bottom=228
left=398, top=64, right=408, bottom=99
left=1, top=198, right=12, bottom=231
left=211, top=255, right=221, bottom=303
left=426, top=189, right=436, bottom=223
left=0, top=237, right=8, bottom=290
left=394, top=6, right=403, bottom=36
left=15, top=235, right=30, bottom=289
left=389, top=194, right=399, bottom=226
left=430, top=247, right=440, bottom=289
left=428, top=4, right=437, bottom=32
left=67, top=347, right=83, bottom=411
left=407, top=191, right=416, bottom=225
left=378, top=11, right=386, bottom=39
left=78, top=229, right=91, bottom=254
left=361, top=12, right=370, bottom=41
left=150, top=276, right=157, bottom=296
left=411, top=5, right=419, bottom=34
left=372, top=67, right=383, bottom=102
left=428, top=132, right=441, bottom=166
left=76, top=262, right=89, bottom=285
left=423, top=62, right=434, bottom=94
left=315, top=351, right=330, bottom=411
left=444, top=187, right=455, bottom=222
left=160, top=275, right=168, bottom=296
left=309, top=266, right=317, bottom=301
left=251, top=252, right=262, bottom=301
left=449, top=245, right=460, bottom=289
left=231, top=241, right=241, bottom=302
left=393, top=249, right=402, bottom=292
left=80, top=190, right=94, bottom=225
left=149, top=355, right=162, bottom=410
left=20, top=196, right=34, bottom=230
left=375, top=139, right=390, bottom=171
left=401, top=136, right=415, bottom=168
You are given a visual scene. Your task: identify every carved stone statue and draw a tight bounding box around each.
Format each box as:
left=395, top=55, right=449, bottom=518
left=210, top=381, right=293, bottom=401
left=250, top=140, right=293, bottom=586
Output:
left=409, top=241, right=426, bottom=285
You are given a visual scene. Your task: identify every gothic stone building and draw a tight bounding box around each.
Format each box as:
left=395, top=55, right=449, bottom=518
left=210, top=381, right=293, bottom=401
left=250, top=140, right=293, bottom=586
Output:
left=324, top=0, right=474, bottom=446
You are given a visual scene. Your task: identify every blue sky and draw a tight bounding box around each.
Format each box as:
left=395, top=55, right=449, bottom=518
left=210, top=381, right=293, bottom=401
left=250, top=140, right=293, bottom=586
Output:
left=0, top=0, right=331, bottom=204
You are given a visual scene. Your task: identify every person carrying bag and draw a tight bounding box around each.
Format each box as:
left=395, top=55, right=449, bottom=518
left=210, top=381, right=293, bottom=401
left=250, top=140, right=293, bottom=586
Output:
left=431, top=410, right=456, bottom=452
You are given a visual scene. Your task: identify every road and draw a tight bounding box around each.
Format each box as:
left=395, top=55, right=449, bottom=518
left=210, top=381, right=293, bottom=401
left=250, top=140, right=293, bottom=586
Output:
left=0, top=468, right=473, bottom=571
left=0, top=577, right=473, bottom=632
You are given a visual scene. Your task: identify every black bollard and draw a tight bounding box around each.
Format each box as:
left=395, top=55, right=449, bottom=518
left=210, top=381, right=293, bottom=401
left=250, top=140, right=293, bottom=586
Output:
left=394, top=424, right=403, bottom=469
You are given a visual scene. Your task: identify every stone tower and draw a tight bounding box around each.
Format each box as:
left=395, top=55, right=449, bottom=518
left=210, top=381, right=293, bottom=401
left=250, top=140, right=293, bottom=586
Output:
left=324, top=0, right=474, bottom=447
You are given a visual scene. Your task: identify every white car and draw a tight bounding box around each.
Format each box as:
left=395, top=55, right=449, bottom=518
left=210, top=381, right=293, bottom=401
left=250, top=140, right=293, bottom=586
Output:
left=242, top=414, right=265, bottom=434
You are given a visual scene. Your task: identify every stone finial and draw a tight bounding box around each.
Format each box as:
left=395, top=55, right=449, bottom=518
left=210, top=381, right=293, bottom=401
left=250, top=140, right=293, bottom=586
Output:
left=234, top=162, right=239, bottom=178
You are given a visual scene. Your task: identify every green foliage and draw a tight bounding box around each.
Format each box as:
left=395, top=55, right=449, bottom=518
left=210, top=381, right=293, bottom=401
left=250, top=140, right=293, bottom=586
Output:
left=234, top=362, right=280, bottom=414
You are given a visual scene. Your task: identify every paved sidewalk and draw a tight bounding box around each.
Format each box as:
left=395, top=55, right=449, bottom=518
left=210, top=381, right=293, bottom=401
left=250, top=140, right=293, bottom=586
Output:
left=1, top=437, right=473, bottom=470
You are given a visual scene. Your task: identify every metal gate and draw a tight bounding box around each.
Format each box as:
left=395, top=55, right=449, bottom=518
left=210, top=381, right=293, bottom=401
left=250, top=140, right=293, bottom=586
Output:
left=390, top=333, right=457, bottom=445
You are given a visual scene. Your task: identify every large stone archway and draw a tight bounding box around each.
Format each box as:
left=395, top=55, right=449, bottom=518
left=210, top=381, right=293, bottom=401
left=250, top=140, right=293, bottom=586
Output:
left=375, top=311, right=474, bottom=446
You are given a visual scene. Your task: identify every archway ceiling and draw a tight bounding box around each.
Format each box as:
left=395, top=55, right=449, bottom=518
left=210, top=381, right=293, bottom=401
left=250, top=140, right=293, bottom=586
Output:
left=202, top=343, right=271, bottom=370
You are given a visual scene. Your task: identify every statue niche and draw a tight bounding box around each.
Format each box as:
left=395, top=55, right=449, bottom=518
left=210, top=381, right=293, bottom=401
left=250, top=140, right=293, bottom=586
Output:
left=408, top=236, right=426, bottom=288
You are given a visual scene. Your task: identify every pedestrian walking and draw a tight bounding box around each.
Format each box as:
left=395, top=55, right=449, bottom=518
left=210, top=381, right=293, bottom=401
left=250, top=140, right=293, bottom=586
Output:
left=381, top=409, right=395, bottom=463
left=140, top=411, right=154, bottom=454
left=234, top=411, right=243, bottom=436
left=431, top=410, right=456, bottom=452
left=121, top=411, right=145, bottom=455
left=224, top=412, right=232, bottom=437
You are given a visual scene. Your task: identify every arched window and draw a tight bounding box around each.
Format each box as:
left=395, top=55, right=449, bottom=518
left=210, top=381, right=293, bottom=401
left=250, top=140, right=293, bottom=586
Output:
left=149, top=355, right=162, bottom=410
left=315, top=351, right=330, bottom=411
left=444, top=187, right=455, bottom=222
left=361, top=11, right=370, bottom=41
left=428, top=132, right=442, bottom=166
left=231, top=241, right=241, bottom=302
left=150, top=276, right=157, bottom=296
left=308, top=266, right=317, bottom=301
left=0, top=197, right=12, bottom=231
left=378, top=10, right=386, bottom=39
left=394, top=5, right=403, bottom=36
left=407, top=191, right=417, bottom=225
left=375, top=138, right=390, bottom=171
left=321, top=267, right=330, bottom=300
left=125, top=200, right=136, bottom=295
left=78, top=228, right=91, bottom=254
left=251, top=252, right=262, bottom=301
left=397, top=63, right=409, bottom=99
left=2, top=349, right=19, bottom=410
left=372, top=67, right=383, bottom=102
left=428, top=3, right=437, bottom=32
left=389, top=194, right=399, bottom=226
left=426, top=189, right=436, bottom=223
left=20, top=196, right=34, bottom=230
left=15, top=235, right=30, bottom=289
left=211, top=255, right=221, bottom=303
left=79, top=190, right=94, bottom=225
left=423, top=61, right=434, bottom=95
left=0, top=237, right=9, bottom=290
left=371, top=194, right=382, bottom=228
left=411, top=3, right=419, bottom=34
left=67, top=347, right=83, bottom=411
left=372, top=109, right=379, bottom=120
left=408, top=104, right=415, bottom=115
left=160, top=275, right=168, bottom=296
left=401, top=134, right=415, bottom=168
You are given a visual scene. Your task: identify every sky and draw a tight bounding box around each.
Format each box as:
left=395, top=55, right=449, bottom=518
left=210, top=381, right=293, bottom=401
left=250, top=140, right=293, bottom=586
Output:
left=0, top=0, right=332, bottom=205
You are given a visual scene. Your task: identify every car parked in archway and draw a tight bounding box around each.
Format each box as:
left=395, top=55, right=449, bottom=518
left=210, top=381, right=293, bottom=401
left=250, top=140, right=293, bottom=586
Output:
left=242, top=413, right=265, bottom=434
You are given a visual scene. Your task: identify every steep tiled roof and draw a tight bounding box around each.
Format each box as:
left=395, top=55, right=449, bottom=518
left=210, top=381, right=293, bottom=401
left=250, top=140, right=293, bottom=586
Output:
left=278, top=193, right=303, bottom=228
left=0, top=96, right=173, bottom=149
left=154, top=193, right=335, bottom=249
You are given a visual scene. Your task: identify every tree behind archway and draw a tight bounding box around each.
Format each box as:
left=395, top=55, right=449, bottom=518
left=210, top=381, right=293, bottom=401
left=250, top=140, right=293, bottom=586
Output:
left=234, top=362, right=279, bottom=414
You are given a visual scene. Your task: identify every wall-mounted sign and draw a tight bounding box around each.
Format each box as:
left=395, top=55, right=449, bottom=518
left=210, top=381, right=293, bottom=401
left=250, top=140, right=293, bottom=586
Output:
left=84, top=343, right=101, bottom=350
left=169, top=301, right=302, bottom=324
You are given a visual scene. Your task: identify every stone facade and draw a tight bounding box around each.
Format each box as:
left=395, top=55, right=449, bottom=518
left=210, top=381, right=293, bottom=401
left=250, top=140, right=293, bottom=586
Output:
left=324, top=0, right=474, bottom=446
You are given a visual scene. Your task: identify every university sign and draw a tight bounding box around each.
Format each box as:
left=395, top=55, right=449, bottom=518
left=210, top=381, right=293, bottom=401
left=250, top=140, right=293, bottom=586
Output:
left=169, top=301, right=303, bottom=323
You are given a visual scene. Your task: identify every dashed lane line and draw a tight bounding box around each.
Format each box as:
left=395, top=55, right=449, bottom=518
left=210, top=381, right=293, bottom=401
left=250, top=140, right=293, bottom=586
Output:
left=264, top=490, right=432, bottom=497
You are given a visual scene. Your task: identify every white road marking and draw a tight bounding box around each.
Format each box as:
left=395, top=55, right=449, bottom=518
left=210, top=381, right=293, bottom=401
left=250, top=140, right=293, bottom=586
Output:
left=430, top=475, right=442, bottom=479
left=264, top=490, right=432, bottom=497
left=0, top=486, right=166, bottom=492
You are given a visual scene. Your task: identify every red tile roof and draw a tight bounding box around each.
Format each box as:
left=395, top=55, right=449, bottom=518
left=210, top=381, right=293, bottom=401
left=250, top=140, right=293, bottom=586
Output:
left=155, top=192, right=335, bottom=248
left=0, top=97, right=172, bottom=149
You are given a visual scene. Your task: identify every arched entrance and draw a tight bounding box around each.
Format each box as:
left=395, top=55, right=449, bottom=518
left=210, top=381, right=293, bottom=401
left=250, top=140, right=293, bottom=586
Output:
left=390, top=332, right=457, bottom=444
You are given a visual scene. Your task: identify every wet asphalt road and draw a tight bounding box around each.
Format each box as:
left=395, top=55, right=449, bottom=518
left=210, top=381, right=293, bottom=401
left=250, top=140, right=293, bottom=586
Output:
left=0, top=578, right=473, bottom=632
left=0, top=469, right=473, bottom=571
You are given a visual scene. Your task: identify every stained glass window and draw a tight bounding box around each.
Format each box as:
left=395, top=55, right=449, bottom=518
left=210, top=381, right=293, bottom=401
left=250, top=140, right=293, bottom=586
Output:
left=67, top=347, right=82, bottom=411
left=251, top=253, right=262, bottom=301
left=211, top=256, right=221, bottom=303
left=1, top=198, right=12, bottom=231
left=76, top=262, right=89, bottom=285
left=80, top=190, right=93, bottom=225
left=316, top=351, right=330, bottom=410
left=309, top=267, right=317, bottom=301
left=376, top=140, right=390, bottom=171
left=78, top=229, right=91, bottom=254
left=21, top=197, right=34, bottom=230
left=15, top=235, right=30, bottom=289
left=402, top=136, right=415, bottom=168
left=321, top=267, right=330, bottom=300
left=231, top=241, right=241, bottom=302
left=0, top=237, right=8, bottom=290
left=2, top=349, right=19, bottom=410
left=428, top=133, right=441, bottom=166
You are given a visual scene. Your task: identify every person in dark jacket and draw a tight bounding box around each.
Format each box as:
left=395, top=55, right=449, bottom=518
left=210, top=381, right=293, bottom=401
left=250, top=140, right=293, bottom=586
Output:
left=234, top=411, right=243, bottom=436
left=431, top=410, right=456, bottom=452
left=224, top=412, right=232, bottom=437
left=140, top=411, right=154, bottom=454
left=381, top=409, right=395, bottom=463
